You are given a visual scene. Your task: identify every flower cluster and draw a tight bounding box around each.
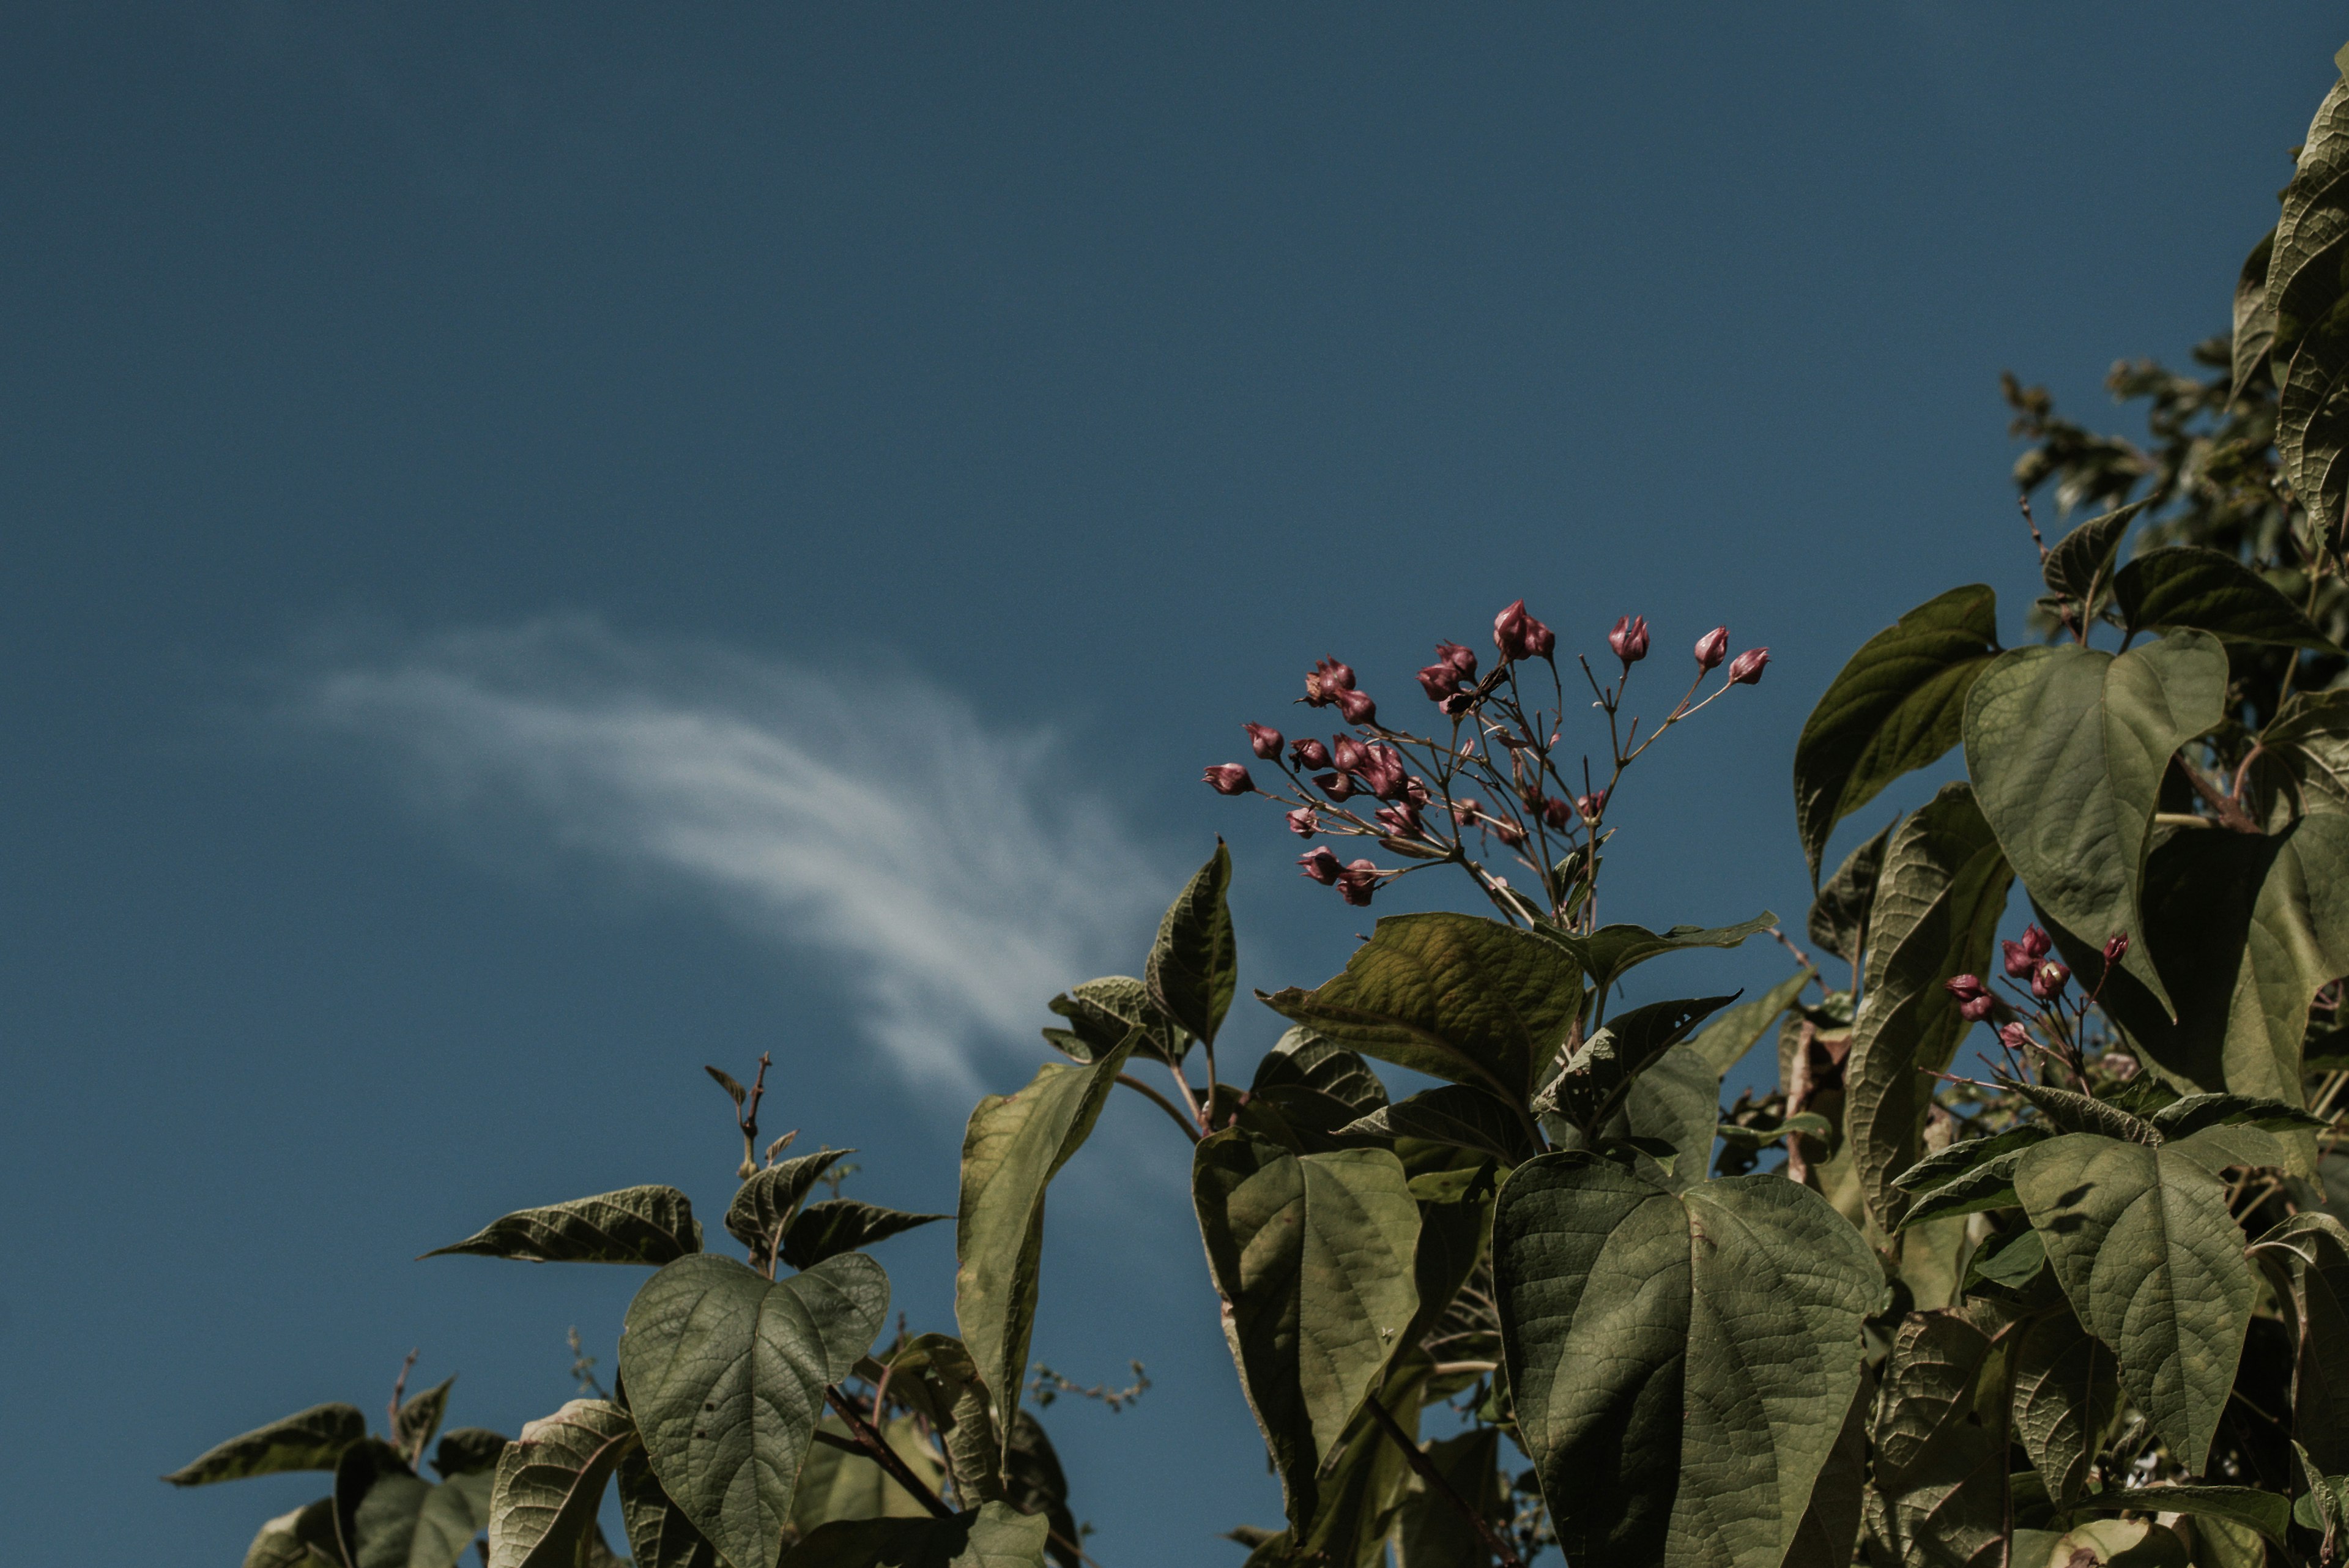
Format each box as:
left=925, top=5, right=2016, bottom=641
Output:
left=1197, top=600, right=1770, bottom=923
left=1943, top=927, right=2130, bottom=1087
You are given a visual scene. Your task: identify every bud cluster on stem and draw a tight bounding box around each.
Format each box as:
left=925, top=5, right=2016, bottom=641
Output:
left=1193, top=601, right=1771, bottom=926
left=1946, top=926, right=2133, bottom=1091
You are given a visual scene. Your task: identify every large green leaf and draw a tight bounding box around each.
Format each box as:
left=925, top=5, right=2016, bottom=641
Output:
left=165, top=1402, right=368, bottom=1485
left=1624, top=1040, right=1727, bottom=1191
left=2249, top=1211, right=2349, bottom=1474
left=1842, top=783, right=2013, bottom=1232
left=407, top=1471, right=495, bottom=1568
left=1781, top=1373, right=1871, bottom=1568
left=778, top=1503, right=1048, bottom=1568
left=1534, top=994, right=1735, bottom=1141
left=727, top=1150, right=855, bottom=1268
left=1392, top=1426, right=1506, bottom=1568
left=432, top=1429, right=508, bottom=1480
left=483, top=1402, right=637, bottom=1568
left=244, top=1498, right=342, bottom=1568
left=2014, top=1135, right=2255, bottom=1474
left=615, top=1447, right=720, bottom=1568
left=619, top=1254, right=890, bottom=1568
left=423, top=1186, right=703, bottom=1266
left=1493, top=1154, right=1883, bottom=1568
left=1261, top=913, right=1580, bottom=1101
left=954, top=1029, right=1140, bottom=1466
left=1867, top=1309, right=2004, bottom=1568
left=1146, top=839, right=1238, bottom=1048
left=1808, top=819, right=1894, bottom=967
left=2011, top=1310, right=2120, bottom=1506
left=1794, top=584, right=2001, bottom=882
left=336, top=1440, right=426, bottom=1568
left=779, top=1201, right=948, bottom=1271
left=2072, top=1488, right=2296, bottom=1550
left=1277, top=1352, right=1433, bottom=1568
left=2271, top=79, right=2349, bottom=531
left=1338, top=1085, right=1536, bottom=1166
left=2058, top=812, right=2349, bottom=1125
left=1549, top=913, right=1778, bottom=1002
left=1192, top=1129, right=1420, bottom=1533
left=2114, top=547, right=2339, bottom=650
left=1001, top=1412, right=1081, bottom=1568
left=1963, top=632, right=2228, bottom=1012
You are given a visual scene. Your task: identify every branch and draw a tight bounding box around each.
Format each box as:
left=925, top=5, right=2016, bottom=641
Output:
left=1363, top=1399, right=1524, bottom=1568
left=825, top=1386, right=954, bottom=1520
left=1116, top=1074, right=1203, bottom=1143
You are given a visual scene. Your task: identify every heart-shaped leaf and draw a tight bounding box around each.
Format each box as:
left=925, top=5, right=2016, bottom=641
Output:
left=615, top=1447, right=721, bottom=1568
left=484, top=1402, right=637, bottom=1568
left=620, top=1254, right=890, bottom=1568
left=1963, top=631, right=2228, bottom=1014
left=1493, top=1154, right=1883, bottom=1568
left=424, top=1186, right=702, bottom=1266
left=1261, top=912, right=1581, bottom=1101
left=2014, top=1135, right=2257, bottom=1474
left=1793, top=583, right=2001, bottom=882
left=164, top=1402, right=368, bottom=1486
left=2043, top=500, right=2153, bottom=608
left=1193, top=1129, right=1420, bottom=1534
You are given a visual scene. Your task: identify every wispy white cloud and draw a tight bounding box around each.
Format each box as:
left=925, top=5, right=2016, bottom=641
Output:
left=299, top=618, right=1166, bottom=1091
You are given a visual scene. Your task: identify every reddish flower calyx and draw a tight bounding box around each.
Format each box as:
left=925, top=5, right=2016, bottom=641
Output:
left=1242, top=722, right=1284, bottom=760
left=1202, top=764, right=1253, bottom=795
left=1334, top=688, right=1378, bottom=726
left=1315, top=771, right=1357, bottom=801
left=1436, top=641, right=1479, bottom=677
left=1943, top=973, right=1994, bottom=1022
left=1375, top=803, right=1422, bottom=839
left=1493, top=600, right=1555, bottom=662
left=1290, top=737, right=1332, bottom=770
left=1337, top=860, right=1381, bottom=906
left=1298, top=846, right=1342, bottom=884
left=1576, top=789, right=1608, bottom=821
left=1726, top=647, right=1769, bottom=686
left=1286, top=806, right=1319, bottom=838
left=2032, top=960, right=2070, bottom=1001
left=1694, top=626, right=1730, bottom=671
left=2102, top=932, right=2130, bottom=967
left=1608, top=614, right=1650, bottom=664
left=1303, top=658, right=1357, bottom=706
left=2001, top=924, right=2054, bottom=978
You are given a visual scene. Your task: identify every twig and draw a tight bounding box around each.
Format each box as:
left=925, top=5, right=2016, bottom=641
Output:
left=388, top=1347, right=419, bottom=1435
left=1363, top=1397, right=1524, bottom=1568
left=825, top=1386, right=954, bottom=1520
left=1117, top=1074, right=1203, bottom=1143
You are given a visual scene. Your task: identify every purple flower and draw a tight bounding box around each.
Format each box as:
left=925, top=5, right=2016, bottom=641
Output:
left=1202, top=764, right=1253, bottom=795
left=1417, top=662, right=1462, bottom=702
left=1290, top=737, right=1332, bottom=770
left=1493, top=599, right=1555, bottom=663
left=1303, top=658, right=1356, bottom=707
left=1540, top=795, right=1572, bottom=831
left=1727, top=647, right=1770, bottom=686
left=1331, top=736, right=1368, bottom=775
left=1576, top=789, right=1608, bottom=821
left=1334, top=687, right=1378, bottom=726
left=1998, top=1022, right=2033, bottom=1054
left=2002, top=925, right=2053, bottom=978
left=1375, top=803, right=1422, bottom=839
left=2102, top=932, right=2131, bottom=967
left=1242, top=722, right=1283, bottom=759
left=1298, top=845, right=1342, bottom=884
left=1943, top=973, right=1994, bottom=1022
left=1437, top=641, right=1479, bottom=677
left=1608, top=614, right=1650, bottom=664
left=1315, top=771, right=1357, bottom=801
left=1360, top=745, right=1409, bottom=800
left=2032, top=960, right=2070, bottom=1001
left=1449, top=797, right=1482, bottom=827
left=1694, top=626, right=1729, bottom=672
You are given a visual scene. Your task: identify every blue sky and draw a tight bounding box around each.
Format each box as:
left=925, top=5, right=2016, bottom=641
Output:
left=6, top=6, right=2344, bottom=1564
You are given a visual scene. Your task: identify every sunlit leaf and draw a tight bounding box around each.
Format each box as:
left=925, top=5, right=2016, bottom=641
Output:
left=423, top=1186, right=702, bottom=1266
left=1146, top=839, right=1237, bottom=1049
left=1868, top=1309, right=2005, bottom=1568
left=482, top=1402, right=636, bottom=1568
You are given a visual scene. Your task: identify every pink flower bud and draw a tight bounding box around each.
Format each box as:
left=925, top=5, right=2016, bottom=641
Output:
left=1404, top=776, right=1431, bottom=808
left=1242, top=723, right=1283, bottom=760
left=1331, top=736, right=1368, bottom=774
left=1998, top=1022, right=2032, bottom=1053
left=1694, top=626, right=1729, bottom=671
left=1290, top=737, right=1332, bottom=770
left=1493, top=820, right=1527, bottom=847
left=1438, top=691, right=1474, bottom=718
left=1375, top=803, right=1422, bottom=838
left=2102, top=932, right=2129, bottom=967
left=1493, top=600, right=1555, bottom=663
left=1960, top=994, right=1995, bottom=1022
left=1362, top=745, right=1409, bottom=801
left=1202, top=764, right=1253, bottom=795
left=1608, top=614, right=1650, bottom=664
left=1298, top=845, right=1341, bottom=884
left=2032, top=960, right=2069, bottom=1001
left=1286, top=806, right=1319, bottom=838
left=1726, top=647, right=1770, bottom=686
left=1575, top=790, right=1607, bottom=820
left=1303, top=658, right=1356, bottom=707
left=2000, top=936, right=2041, bottom=979
left=1943, top=973, right=1994, bottom=1022
left=1450, top=798, right=1481, bottom=827
left=1334, top=688, right=1378, bottom=726
left=1438, top=641, right=1478, bottom=677
left=1337, top=860, right=1381, bottom=907
left=1315, top=771, right=1356, bottom=801
left=1417, top=662, right=1462, bottom=702
left=1540, top=795, right=1572, bottom=831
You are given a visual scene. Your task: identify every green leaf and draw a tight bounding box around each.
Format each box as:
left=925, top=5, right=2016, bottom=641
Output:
left=1794, top=584, right=2001, bottom=882
left=2232, top=228, right=2277, bottom=404
left=727, top=1150, right=855, bottom=1269
left=2073, top=1488, right=2296, bottom=1548
left=243, top=1498, right=341, bottom=1568
left=1781, top=1372, right=1871, bottom=1568
left=1261, top=913, right=1581, bottom=1101
left=1192, top=1129, right=1420, bottom=1534
left=1250, top=1028, right=1393, bottom=1150
left=777, top=1201, right=948, bottom=1271
left=1337, top=1085, right=1535, bottom=1165
left=1892, top=1124, right=2051, bottom=1193
left=1392, top=1426, right=1506, bottom=1568
left=1842, top=783, right=2013, bottom=1231
left=2014, top=1135, right=2257, bottom=1474
left=1624, top=1042, right=1729, bottom=1192
left=338, top=1439, right=429, bottom=1568
left=2249, top=1211, right=2349, bottom=1473
left=1493, top=1154, right=1883, bottom=1568
left=2011, top=1080, right=2162, bottom=1143
left=2152, top=1092, right=2329, bottom=1137
left=2038, top=1518, right=2191, bottom=1567
left=1041, top=976, right=1182, bottom=1066
left=1964, top=1225, right=2046, bottom=1292
left=2114, top=547, right=2340, bottom=650
left=954, top=1029, right=1140, bottom=1469
left=432, top=1429, right=509, bottom=1481
left=482, top=1402, right=636, bottom=1568
left=864, top=1336, right=999, bottom=1506
left=1687, top=970, right=1811, bottom=1078
left=1867, top=1309, right=2004, bottom=1568
left=2011, top=1310, right=2120, bottom=1505
left=1534, top=994, right=1736, bottom=1140
left=1146, top=839, right=1237, bottom=1048
left=619, top=1254, right=890, bottom=1568
left=408, top=1471, right=496, bottom=1568
left=2272, top=80, right=2349, bottom=532
left=1896, top=1149, right=2028, bottom=1229
left=163, top=1402, right=368, bottom=1485
left=1283, top=1353, right=1433, bottom=1568
left=1549, top=913, right=1778, bottom=1000
left=2263, top=688, right=2349, bottom=813
left=394, top=1377, right=455, bottom=1462
left=1808, top=819, right=1894, bottom=966
left=786, top=1415, right=946, bottom=1535
left=779, top=1503, right=1050, bottom=1568
left=423, top=1186, right=703, bottom=1266
left=1964, top=632, right=2229, bottom=1014
left=2044, top=499, right=2154, bottom=608
left=1001, top=1412, right=1082, bottom=1568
